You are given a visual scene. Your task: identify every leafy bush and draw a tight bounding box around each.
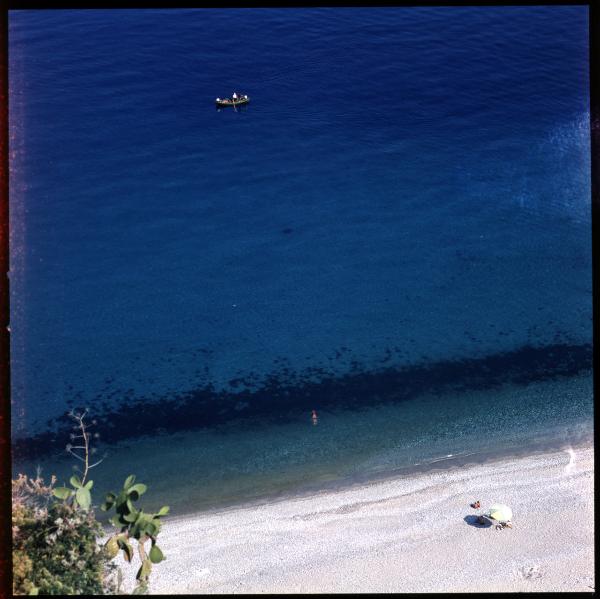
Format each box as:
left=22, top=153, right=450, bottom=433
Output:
left=11, top=410, right=169, bottom=595
left=11, top=473, right=119, bottom=595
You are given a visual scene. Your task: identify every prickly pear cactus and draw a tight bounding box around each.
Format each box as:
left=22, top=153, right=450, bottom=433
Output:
left=101, top=475, right=169, bottom=591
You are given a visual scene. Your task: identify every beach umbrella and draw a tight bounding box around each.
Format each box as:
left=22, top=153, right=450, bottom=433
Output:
left=486, top=503, right=513, bottom=522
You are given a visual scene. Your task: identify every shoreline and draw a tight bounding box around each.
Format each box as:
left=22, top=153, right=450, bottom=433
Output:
left=163, top=429, right=593, bottom=525
left=112, top=442, right=595, bottom=593
left=17, top=373, right=593, bottom=523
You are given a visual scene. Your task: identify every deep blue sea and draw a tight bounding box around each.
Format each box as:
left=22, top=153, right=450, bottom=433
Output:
left=9, top=7, right=592, bottom=514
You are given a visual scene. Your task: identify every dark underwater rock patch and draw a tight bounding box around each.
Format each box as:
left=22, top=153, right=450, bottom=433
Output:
left=11, top=341, right=593, bottom=461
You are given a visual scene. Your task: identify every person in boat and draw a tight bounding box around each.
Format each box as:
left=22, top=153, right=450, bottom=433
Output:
left=232, top=92, right=238, bottom=101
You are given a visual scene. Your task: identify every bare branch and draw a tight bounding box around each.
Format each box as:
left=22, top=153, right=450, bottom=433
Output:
left=67, top=451, right=86, bottom=463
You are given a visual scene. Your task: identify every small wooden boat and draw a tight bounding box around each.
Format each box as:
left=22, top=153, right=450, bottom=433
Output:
left=215, top=94, right=250, bottom=108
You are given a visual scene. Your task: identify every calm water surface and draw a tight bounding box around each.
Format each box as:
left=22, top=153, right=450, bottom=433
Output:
left=9, top=7, right=592, bottom=512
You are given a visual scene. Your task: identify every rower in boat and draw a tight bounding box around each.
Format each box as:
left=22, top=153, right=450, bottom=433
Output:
left=215, top=93, right=250, bottom=108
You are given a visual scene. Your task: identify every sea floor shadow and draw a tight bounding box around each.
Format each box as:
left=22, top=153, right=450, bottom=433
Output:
left=464, top=514, right=492, bottom=528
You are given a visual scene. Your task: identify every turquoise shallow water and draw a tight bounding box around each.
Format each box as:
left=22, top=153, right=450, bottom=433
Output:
left=9, top=7, right=592, bottom=511
left=14, top=373, right=593, bottom=517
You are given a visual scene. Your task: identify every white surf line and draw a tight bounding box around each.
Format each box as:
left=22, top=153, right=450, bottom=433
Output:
left=428, top=453, right=456, bottom=464
left=426, top=450, right=481, bottom=465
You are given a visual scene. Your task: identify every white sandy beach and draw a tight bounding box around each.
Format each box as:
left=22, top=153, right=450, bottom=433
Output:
left=113, top=444, right=594, bottom=593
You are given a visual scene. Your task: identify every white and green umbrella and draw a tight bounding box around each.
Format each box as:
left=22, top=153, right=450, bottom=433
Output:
left=486, top=503, right=513, bottom=522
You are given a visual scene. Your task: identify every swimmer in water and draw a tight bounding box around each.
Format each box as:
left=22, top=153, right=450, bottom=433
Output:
left=311, top=410, right=318, bottom=425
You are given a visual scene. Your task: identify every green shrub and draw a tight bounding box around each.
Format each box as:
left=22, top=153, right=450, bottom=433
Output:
left=12, top=474, right=119, bottom=595
left=12, top=409, right=169, bottom=595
